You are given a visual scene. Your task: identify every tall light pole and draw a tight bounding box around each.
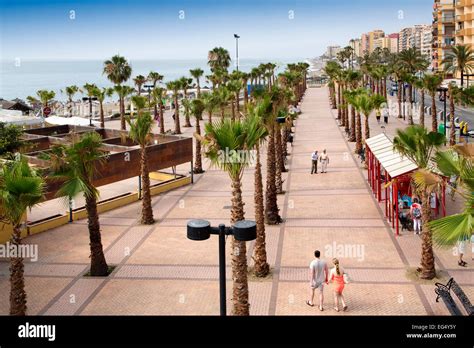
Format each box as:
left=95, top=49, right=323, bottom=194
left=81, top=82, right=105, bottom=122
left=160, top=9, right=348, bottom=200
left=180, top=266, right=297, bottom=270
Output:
left=234, top=34, right=240, bottom=71
left=82, top=96, right=98, bottom=126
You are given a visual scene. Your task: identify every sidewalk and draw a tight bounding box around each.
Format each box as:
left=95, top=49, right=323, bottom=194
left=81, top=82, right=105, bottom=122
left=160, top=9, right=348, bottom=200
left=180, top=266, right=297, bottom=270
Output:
left=0, top=87, right=471, bottom=315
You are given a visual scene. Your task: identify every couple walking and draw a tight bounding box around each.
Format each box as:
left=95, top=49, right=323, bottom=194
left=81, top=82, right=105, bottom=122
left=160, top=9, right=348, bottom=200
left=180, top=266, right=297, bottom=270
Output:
left=306, top=250, right=348, bottom=312
left=311, top=149, right=330, bottom=174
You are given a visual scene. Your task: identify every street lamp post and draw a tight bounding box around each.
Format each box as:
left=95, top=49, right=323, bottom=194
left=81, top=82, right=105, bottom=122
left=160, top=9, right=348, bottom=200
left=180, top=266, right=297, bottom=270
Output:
left=82, top=96, right=98, bottom=126
left=187, top=219, right=256, bottom=316
left=437, top=87, right=448, bottom=135
left=143, top=84, right=154, bottom=107
left=234, top=34, right=240, bottom=71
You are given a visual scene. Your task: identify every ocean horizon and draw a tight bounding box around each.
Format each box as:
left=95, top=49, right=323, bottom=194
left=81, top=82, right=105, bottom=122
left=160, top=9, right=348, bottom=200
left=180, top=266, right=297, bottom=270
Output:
left=0, top=57, right=306, bottom=101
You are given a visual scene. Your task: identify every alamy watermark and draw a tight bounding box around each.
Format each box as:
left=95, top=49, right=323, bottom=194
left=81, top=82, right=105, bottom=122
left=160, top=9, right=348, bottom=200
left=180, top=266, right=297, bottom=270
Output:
left=324, top=242, right=365, bottom=261
left=217, top=148, right=257, bottom=166
left=0, top=242, right=38, bottom=262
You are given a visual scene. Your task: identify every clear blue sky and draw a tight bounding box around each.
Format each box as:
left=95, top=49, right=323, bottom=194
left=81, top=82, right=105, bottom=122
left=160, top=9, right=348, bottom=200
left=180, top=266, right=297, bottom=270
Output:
left=0, top=0, right=433, bottom=60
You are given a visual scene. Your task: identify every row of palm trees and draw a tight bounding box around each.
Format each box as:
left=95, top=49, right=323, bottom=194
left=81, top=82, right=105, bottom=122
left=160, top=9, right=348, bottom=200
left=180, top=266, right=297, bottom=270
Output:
left=325, top=45, right=474, bottom=281
left=2, top=47, right=309, bottom=316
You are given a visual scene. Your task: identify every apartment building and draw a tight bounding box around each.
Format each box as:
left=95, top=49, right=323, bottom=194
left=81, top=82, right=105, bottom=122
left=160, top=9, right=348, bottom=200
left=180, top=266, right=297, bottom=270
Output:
left=432, top=0, right=456, bottom=72
left=455, top=0, right=474, bottom=47
left=325, top=45, right=343, bottom=59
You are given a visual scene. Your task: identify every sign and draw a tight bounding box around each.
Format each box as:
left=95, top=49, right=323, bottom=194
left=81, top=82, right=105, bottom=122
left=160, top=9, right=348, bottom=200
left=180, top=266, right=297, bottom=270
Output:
left=43, top=107, right=52, bottom=116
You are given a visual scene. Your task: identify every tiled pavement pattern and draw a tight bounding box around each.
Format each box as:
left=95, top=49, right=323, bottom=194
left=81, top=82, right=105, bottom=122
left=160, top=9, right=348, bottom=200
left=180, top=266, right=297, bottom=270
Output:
left=0, top=87, right=472, bottom=316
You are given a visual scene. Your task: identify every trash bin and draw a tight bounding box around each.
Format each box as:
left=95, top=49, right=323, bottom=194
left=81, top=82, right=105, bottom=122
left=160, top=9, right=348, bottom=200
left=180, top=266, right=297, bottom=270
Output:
left=438, top=123, right=445, bottom=135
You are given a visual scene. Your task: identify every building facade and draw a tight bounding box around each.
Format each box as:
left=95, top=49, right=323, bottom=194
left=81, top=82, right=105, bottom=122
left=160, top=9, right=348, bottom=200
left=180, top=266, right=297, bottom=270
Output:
left=432, top=0, right=456, bottom=72
left=325, top=45, right=343, bottom=59
left=455, top=0, right=474, bottom=47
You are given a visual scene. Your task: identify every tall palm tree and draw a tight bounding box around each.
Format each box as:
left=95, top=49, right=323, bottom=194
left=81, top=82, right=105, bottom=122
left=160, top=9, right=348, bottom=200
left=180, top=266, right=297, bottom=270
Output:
left=113, top=85, right=135, bottom=130
left=216, top=87, right=231, bottom=121
left=423, top=73, right=444, bottom=132
left=92, top=86, right=114, bottom=128
left=323, top=61, right=341, bottom=109
left=442, top=45, right=474, bottom=87
left=179, top=77, right=193, bottom=127
left=247, top=98, right=271, bottom=277
left=61, top=85, right=79, bottom=116
left=151, top=87, right=166, bottom=134
left=208, top=47, right=231, bottom=75
left=393, top=126, right=445, bottom=279
left=51, top=132, right=110, bottom=276
left=356, top=92, right=385, bottom=140
left=148, top=71, right=163, bottom=88
left=413, top=77, right=426, bottom=127
left=190, top=68, right=204, bottom=98
left=127, top=96, right=155, bottom=225
left=201, top=91, right=218, bottom=124
left=191, top=99, right=205, bottom=174
left=133, top=75, right=147, bottom=96
left=103, top=55, right=132, bottom=130
left=33, top=90, right=55, bottom=110
left=166, top=80, right=182, bottom=134
left=227, top=79, right=242, bottom=121
left=0, top=157, right=44, bottom=315
left=201, top=116, right=263, bottom=316
left=401, top=72, right=416, bottom=125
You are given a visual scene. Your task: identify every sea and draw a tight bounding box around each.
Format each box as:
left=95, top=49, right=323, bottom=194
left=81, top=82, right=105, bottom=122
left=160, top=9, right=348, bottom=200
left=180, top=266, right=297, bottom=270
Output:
left=0, top=58, right=304, bottom=101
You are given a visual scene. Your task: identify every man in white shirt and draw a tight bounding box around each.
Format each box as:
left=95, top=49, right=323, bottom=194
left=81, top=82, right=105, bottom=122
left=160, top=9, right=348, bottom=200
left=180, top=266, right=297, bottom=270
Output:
left=320, top=149, right=330, bottom=173
left=311, top=150, right=318, bottom=174
left=306, top=250, right=328, bottom=311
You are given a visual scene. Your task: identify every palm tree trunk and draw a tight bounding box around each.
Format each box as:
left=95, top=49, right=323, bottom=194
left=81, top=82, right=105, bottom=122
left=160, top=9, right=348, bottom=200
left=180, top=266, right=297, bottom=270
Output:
left=197, top=81, right=201, bottom=98
left=220, top=107, right=225, bottom=122
left=194, top=118, right=203, bottom=173
left=431, top=92, right=438, bottom=132
left=337, top=83, right=341, bottom=120
left=159, top=103, right=165, bottom=134
left=282, top=122, right=289, bottom=157
left=408, top=84, right=414, bottom=125
left=174, top=96, right=181, bottom=134
left=275, top=123, right=284, bottom=193
left=236, top=92, right=240, bottom=115
left=449, top=91, right=456, bottom=146
left=120, top=96, right=126, bottom=130
left=344, top=103, right=350, bottom=135
left=208, top=111, right=213, bottom=124
left=100, top=102, right=105, bottom=128
left=9, top=224, right=26, bottom=316
left=253, top=144, right=269, bottom=277
left=85, top=192, right=109, bottom=276
left=244, top=86, right=249, bottom=107
left=140, top=145, right=154, bottom=225
left=355, top=112, right=362, bottom=154
left=349, top=106, right=356, bottom=142
left=420, top=190, right=436, bottom=279
left=397, top=81, right=402, bottom=118
left=265, top=122, right=281, bottom=224
left=364, top=114, right=370, bottom=140
left=184, top=102, right=192, bottom=128
left=230, top=175, right=250, bottom=316
left=231, top=100, right=236, bottom=121
left=420, top=90, right=425, bottom=127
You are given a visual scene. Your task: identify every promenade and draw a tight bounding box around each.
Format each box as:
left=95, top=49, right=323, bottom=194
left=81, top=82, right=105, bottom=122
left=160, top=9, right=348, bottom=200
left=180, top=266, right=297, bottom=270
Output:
left=0, top=87, right=472, bottom=315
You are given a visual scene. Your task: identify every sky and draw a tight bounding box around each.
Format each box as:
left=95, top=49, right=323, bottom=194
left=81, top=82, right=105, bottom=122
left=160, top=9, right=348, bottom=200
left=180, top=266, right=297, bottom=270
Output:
left=0, top=0, right=434, bottom=60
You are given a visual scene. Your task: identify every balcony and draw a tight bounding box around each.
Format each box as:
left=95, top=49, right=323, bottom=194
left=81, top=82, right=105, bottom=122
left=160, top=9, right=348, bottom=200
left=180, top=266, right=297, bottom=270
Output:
left=441, top=15, right=455, bottom=22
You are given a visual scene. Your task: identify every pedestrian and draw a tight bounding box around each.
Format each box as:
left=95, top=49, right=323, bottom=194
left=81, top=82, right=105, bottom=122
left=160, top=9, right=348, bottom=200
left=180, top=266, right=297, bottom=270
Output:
left=288, top=133, right=294, bottom=147
left=320, top=149, right=329, bottom=173
left=383, top=104, right=389, bottom=124
left=410, top=198, right=422, bottom=235
left=328, top=258, right=348, bottom=312
left=311, top=150, right=318, bottom=174
left=457, top=235, right=469, bottom=267
left=376, top=108, right=381, bottom=124
left=306, top=250, right=328, bottom=311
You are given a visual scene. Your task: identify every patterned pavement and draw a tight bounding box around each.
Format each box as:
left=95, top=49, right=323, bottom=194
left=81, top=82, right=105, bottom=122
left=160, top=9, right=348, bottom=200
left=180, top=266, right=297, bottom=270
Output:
left=0, top=87, right=472, bottom=316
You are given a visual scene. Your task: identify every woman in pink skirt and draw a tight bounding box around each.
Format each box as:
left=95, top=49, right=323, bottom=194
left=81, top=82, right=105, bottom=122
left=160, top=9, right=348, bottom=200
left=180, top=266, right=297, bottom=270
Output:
left=328, top=258, right=348, bottom=312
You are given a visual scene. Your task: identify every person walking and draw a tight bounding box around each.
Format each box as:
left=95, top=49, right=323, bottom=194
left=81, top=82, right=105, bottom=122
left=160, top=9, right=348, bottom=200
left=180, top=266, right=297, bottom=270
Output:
left=311, top=150, right=319, bottom=174
left=306, top=250, right=328, bottom=311
left=383, top=104, right=389, bottom=124
left=328, top=258, right=347, bottom=312
left=457, top=235, right=469, bottom=267
left=410, top=198, right=422, bottom=235
left=375, top=108, right=381, bottom=124
left=320, top=149, right=329, bottom=173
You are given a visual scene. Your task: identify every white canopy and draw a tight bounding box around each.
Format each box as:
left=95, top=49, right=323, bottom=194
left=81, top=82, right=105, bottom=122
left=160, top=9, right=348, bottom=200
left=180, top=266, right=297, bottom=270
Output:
left=365, top=133, right=418, bottom=178
left=45, top=116, right=100, bottom=127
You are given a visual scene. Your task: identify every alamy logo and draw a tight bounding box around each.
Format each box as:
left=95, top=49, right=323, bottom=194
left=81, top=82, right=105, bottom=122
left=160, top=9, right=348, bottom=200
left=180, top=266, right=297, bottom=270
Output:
left=0, top=242, right=38, bottom=262
left=18, top=322, right=56, bottom=341
left=217, top=148, right=257, bottom=166
left=324, top=242, right=365, bottom=261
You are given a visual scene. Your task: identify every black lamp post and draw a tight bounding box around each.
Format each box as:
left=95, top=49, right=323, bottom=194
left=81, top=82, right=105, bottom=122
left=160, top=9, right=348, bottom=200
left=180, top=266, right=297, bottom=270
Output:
left=187, top=219, right=256, bottom=316
left=234, top=34, right=240, bottom=71
left=437, top=86, right=448, bottom=135
left=82, top=96, right=98, bottom=126
left=143, top=84, right=154, bottom=107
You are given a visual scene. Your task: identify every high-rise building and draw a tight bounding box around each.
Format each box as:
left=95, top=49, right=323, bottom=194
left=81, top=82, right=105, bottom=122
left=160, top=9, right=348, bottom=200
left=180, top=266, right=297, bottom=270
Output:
left=432, top=0, right=456, bottom=72
left=388, top=33, right=399, bottom=53
left=361, top=33, right=370, bottom=55
left=325, top=45, right=343, bottom=59
left=368, top=30, right=385, bottom=53
left=455, top=0, right=474, bottom=48
left=350, top=38, right=362, bottom=57
left=399, top=27, right=414, bottom=51
left=421, top=25, right=433, bottom=60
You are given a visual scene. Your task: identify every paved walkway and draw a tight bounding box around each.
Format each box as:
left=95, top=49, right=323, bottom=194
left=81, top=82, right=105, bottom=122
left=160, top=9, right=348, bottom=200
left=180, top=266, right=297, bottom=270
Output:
left=0, top=87, right=472, bottom=315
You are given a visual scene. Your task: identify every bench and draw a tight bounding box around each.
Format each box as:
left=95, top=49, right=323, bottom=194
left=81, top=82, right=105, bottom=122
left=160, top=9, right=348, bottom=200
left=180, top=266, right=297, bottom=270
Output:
left=435, top=277, right=474, bottom=316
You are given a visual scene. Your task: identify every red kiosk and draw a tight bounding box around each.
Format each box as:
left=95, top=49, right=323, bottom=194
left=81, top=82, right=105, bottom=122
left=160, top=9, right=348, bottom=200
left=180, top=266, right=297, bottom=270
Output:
left=365, top=134, right=447, bottom=236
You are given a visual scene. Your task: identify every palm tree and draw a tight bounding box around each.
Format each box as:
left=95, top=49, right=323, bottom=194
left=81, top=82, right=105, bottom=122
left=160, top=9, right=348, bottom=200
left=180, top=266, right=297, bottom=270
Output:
left=201, top=91, right=218, bottom=124
left=216, top=87, right=231, bottom=121
left=0, top=157, right=44, bottom=315
left=103, top=55, right=132, bottom=130
left=423, top=73, right=444, bottom=132
left=179, top=77, right=193, bottom=127
left=113, top=85, right=134, bottom=130
left=413, top=77, right=426, bottom=127
left=201, top=116, right=263, bottom=316
left=393, top=126, right=446, bottom=279
left=51, top=132, right=109, bottom=276
left=61, top=85, right=79, bottom=116
left=127, top=96, right=155, bottom=225
left=148, top=71, right=163, bottom=88
left=151, top=87, right=166, bottom=134
left=427, top=144, right=474, bottom=246
left=401, top=72, right=416, bottom=125
left=166, top=80, right=182, bottom=134
left=323, top=61, right=341, bottom=109
left=32, top=90, right=55, bottom=111
left=191, top=99, right=205, bottom=174
left=208, top=47, right=231, bottom=75
left=92, top=87, right=114, bottom=128
left=247, top=98, right=271, bottom=277
left=356, top=92, right=385, bottom=140
left=442, top=45, right=474, bottom=87
left=133, top=75, right=147, bottom=96
left=190, top=68, right=204, bottom=98
left=227, top=79, right=242, bottom=121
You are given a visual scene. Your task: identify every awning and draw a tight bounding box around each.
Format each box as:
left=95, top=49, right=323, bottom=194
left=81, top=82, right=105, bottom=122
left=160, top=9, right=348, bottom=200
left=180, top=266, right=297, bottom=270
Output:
left=365, top=133, right=418, bottom=178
